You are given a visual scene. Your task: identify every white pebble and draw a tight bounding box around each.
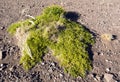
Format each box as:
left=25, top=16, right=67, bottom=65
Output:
left=106, top=68, right=110, bottom=72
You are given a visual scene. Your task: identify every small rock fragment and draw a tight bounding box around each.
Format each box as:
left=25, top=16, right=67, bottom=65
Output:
left=21, top=7, right=30, bottom=15
left=48, top=68, right=53, bottom=73
left=41, top=62, right=45, bottom=65
left=91, top=73, right=101, bottom=82
left=106, top=59, right=109, bottom=62
left=0, top=26, right=5, bottom=30
left=51, top=62, right=55, bottom=67
left=71, top=80, right=76, bottom=82
left=59, top=73, right=63, bottom=78
left=95, top=76, right=101, bottom=81
left=98, top=52, right=104, bottom=56
left=101, top=33, right=116, bottom=41
left=0, top=64, right=3, bottom=67
left=106, top=68, right=111, bottom=72
left=104, top=73, right=116, bottom=82
left=0, top=51, right=3, bottom=60
left=105, top=59, right=112, bottom=63
left=77, top=76, right=82, bottom=80
left=9, top=66, right=16, bottom=71
left=9, top=67, right=13, bottom=71
left=0, top=63, right=7, bottom=70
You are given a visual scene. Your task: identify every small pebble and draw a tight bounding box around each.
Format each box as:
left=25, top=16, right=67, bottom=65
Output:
left=9, top=66, right=16, bottom=71
left=101, top=33, right=116, bottom=41
left=118, top=71, right=120, bottom=78
left=77, top=76, right=82, bottom=80
left=97, top=52, right=104, bottom=56
left=9, top=67, right=13, bottom=71
left=104, top=73, right=116, bottom=82
left=71, top=80, right=76, bottom=82
left=21, top=7, right=30, bottom=15
left=62, top=80, right=66, bottom=82
left=41, top=62, right=45, bottom=65
left=0, top=51, right=3, bottom=60
left=51, top=62, right=55, bottom=67
left=0, top=68, right=2, bottom=71
left=48, top=74, right=52, bottom=80
left=0, top=63, right=7, bottom=70
left=95, top=76, right=101, bottom=81
left=1, top=64, right=3, bottom=67
left=0, top=26, right=5, bottom=30
left=59, top=73, right=63, bottom=78
left=48, top=68, right=53, bottom=73
left=106, top=68, right=111, bottom=72
left=105, top=59, right=112, bottom=63
left=106, top=59, right=109, bottom=62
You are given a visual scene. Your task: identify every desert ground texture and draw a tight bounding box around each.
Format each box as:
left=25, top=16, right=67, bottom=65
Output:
left=0, top=0, right=120, bottom=82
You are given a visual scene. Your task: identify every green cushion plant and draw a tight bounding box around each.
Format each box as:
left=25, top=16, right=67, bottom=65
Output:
left=7, top=5, right=95, bottom=77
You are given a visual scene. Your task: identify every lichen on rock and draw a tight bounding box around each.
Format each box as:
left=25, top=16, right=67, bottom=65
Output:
left=7, top=5, right=95, bottom=77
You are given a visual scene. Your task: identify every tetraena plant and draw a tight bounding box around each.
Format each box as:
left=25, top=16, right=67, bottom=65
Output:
left=7, top=5, right=95, bottom=77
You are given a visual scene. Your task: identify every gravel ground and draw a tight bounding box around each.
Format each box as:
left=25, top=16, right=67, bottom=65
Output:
left=0, top=0, right=120, bottom=82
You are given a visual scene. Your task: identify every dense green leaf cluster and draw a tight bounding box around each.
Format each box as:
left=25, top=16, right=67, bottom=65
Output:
left=8, top=5, right=94, bottom=77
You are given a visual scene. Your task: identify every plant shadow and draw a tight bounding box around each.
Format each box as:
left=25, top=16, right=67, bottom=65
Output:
left=64, top=11, right=96, bottom=61
left=64, top=11, right=80, bottom=22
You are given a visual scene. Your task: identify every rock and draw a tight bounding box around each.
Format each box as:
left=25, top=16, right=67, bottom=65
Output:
left=51, top=62, right=55, bottom=67
left=62, top=80, right=66, bottom=82
left=0, top=68, right=2, bottom=71
left=59, top=73, right=63, bottom=78
left=0, top=51, right=3, bottom=60
left=95, top=76, right=101, bottom=81
left=118, top=71, right=120, bottom=77
left=77, top=76, right=82, bottom=80
left=106, top=59, right=109, bottom=62
left=99, top=53, right=104, bottom=56
left=48, top=75, right=52, bottom=80
left=9, top=66, right=16, bottom=71
left=46, top=73, right=52, bottom=80
left=48, top=68, right=53, bottom=73
left=71, top=80, right=76, bottom=82
left=106, top=68, right=111, bottom=72
left=41, top=62, right=45, bottom=65
left=0, top=26, right=5, bottom=30
left=21, top=7, right=30, bottom=15
left=104, top=73, right=116, bottom=82
left=9, top=67, right=13, bottom=71
left=101, top=33, right=117, bottom=41
left=0, top=64, right=3, bottom=67
left=98, top=52, right=103, bottom=56
left=0, top=63, right=7, bottom=70
left=105, top=59, right=112, bottom=63
left=91, top=73, right=101, bottom=82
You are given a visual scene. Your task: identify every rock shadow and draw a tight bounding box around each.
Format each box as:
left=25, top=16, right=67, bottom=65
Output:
left=2, top=51, right=7, bottom=59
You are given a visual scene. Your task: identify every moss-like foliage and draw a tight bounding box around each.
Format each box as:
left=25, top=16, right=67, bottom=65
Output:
left=7, top=5, right=95, bottom=77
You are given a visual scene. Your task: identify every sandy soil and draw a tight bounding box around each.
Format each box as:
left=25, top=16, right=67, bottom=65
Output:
left=0, top=0, right=120, bottom=82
